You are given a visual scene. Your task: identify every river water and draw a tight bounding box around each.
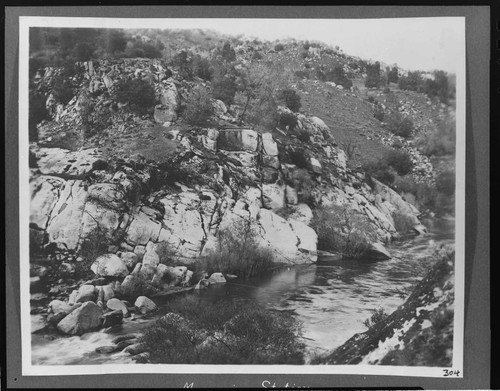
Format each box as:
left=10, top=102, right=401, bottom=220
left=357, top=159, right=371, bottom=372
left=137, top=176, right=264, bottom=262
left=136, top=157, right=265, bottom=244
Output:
left=31, top=217, right=455, bottom=365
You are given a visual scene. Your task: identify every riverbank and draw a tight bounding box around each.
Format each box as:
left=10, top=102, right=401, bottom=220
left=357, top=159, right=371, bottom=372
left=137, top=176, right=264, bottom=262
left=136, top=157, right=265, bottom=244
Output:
left=31, top=218, right=454, bottom=365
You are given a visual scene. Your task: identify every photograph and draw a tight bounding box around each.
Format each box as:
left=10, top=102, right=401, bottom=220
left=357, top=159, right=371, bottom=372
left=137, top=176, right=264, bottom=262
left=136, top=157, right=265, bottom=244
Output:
left=19, top=15, right=465, bottom=377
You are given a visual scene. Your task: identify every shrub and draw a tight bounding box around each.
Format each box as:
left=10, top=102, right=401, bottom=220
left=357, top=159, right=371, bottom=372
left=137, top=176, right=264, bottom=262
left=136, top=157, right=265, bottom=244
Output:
left=415, top=115, right=455, bottom=156
left=385, top=112, right=414, bottom=138
left=220, top=41, right=236, bottom=62
left=252, top=51, right=263, bottom=60
left=385, top=149, right=414, bottom=176
left=141, top=296, right=304, bottom=364
left=156, top=241, right=178, bottom=266
left=373, top=104, right=385, bottom=122
left=288, top=149, right=309, bottom=169
left=365, top=61, right=382, bottom=88
left=212, top=77, right=237, bottom=106
left=279, top=89, right=301, bottom=112
left=391, top=210, right=417, bottom=234
left=182, top=85, right=213, bottom=126
left=52, top=76, right=74, bottom=105
left=113, top=78, right=156, bottom=115
left=79, top=93, right=112, bottom=137
left=279, top=111, right=298, bottom=130
left=290, top=168, right=316, bottom=205
left=340, top=140, right=359, bottom=161
left=274, top=43, right=285, bottom=51
left=362, top=157, right=396, bottom=186
left=191, top=55, right=212, bottom=80
left=363, top=307, right=389, bottom=328
left=312, top=204, right=377, bottom=259
left=77, top=223, right=124, bottom=280
left=200, top=219, right=274, bottom=279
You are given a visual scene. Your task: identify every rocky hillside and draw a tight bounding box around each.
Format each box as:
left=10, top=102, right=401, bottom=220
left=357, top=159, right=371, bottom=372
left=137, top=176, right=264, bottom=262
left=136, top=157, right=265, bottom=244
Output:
left=28, top=36, right=446, bottom=341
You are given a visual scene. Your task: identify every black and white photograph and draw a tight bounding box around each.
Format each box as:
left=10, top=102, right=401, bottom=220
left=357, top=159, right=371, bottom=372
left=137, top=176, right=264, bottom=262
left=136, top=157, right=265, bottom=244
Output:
left=19, top=15, right=465, bottom=377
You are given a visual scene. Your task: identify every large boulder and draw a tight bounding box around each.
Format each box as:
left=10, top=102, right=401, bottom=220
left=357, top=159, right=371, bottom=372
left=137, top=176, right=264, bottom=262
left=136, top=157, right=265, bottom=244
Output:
left=57, top=301, right=104, bottom=335
left=207, top=272, right=226, bottom=284
left=91, top=254, right=129, bottom=278
left=218, top=129, right=259, bottom=152
left=95, top=284, right=115, bottom=302
left=74, top=285, right=97, bottom=303
left=101, top=310, right=123, bottom=328
left=134, top=296, right=157, bottom=314
left=106, top=298, right=129, bottom=317
left=119, top=275, right=143, bottom=298
left=262, top=132, right=279, bottom=156
left=49, top=300, right=81, bottom=315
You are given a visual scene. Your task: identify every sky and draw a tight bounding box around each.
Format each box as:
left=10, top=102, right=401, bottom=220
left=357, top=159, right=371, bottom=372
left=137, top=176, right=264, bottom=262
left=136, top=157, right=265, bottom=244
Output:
left=159, top=18, right=464, bottom=74
left=28, top=16, right=465, bottom=74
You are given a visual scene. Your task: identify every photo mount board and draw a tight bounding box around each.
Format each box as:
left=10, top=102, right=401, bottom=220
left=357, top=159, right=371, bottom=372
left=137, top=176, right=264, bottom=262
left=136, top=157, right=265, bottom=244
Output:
left=5, top=5, right=490, bottom=389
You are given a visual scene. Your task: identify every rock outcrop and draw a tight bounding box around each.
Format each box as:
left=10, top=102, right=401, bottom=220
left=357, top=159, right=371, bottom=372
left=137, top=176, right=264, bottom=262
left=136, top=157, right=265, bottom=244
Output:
left=30, top=58, right=425, bottom=272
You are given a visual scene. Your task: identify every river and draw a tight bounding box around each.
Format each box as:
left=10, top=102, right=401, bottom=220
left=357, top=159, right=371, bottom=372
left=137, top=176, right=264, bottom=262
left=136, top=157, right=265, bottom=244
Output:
left=31, top=217, right=455, bottom=365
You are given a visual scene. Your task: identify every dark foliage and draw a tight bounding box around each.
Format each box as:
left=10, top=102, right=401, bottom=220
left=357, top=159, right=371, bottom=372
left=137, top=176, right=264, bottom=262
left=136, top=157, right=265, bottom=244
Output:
left=385, top=112, right=414, bottom=138
left=279, top=89, right=301, bottom=112
left=385, top=149, right=414, bottom=176
left=113, top=78, right=156, bottom=114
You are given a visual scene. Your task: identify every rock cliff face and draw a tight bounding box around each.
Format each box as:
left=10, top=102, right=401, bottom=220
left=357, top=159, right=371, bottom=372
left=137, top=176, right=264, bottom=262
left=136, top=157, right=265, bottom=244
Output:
left=30, top=59, right=425, bottom=268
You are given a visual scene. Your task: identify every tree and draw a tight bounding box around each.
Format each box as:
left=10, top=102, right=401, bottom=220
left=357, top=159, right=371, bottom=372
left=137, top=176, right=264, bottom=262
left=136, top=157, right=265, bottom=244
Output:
left=388, top=66, right=399, bottom=84
left=237, top=62, right=292, bottom=129
left=221, top=41, right=236, bottom=62
left=365, top=61, right=381, bottom=88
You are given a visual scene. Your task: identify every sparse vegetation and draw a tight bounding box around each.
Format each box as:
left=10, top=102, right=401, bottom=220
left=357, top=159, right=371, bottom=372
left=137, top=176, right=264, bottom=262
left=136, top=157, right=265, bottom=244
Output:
left=363, top=307, right=389, bottom=328
left=182, top=85, right=213, bottom=125
left=200, top=219, right=274, bottom=280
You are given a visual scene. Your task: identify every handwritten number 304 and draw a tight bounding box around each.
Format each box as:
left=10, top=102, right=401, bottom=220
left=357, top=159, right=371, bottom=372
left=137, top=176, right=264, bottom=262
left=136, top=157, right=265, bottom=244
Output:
left=443, top=369, right=460, bottom=376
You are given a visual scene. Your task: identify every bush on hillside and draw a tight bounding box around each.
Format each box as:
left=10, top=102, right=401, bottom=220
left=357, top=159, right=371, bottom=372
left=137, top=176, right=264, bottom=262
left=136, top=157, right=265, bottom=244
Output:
left=365, top=61, right=382, bottom=88
left=373, top=104, right=385, bottom=122
left=279, top=111, right=298, bottom=131
left=278, top=89, right=301, bottom=113
left=199, top=219, right=274, bottom=280
left=290, top=168, right=316, bottom=205
left=384, top=149, right=414, bottom=176
left=274, top=43, right=285, bottom=51
left=312, top=204, right=377, bottom=259
left=288, top=149, right=309, bottom=169
left=182, top=85, right=213, bottom=126
left=212, top=76, right=238, bottom=107
left=362, top=157, right=396, bottom=186
left=385, top=112, right=414, bottom=138
left=113, top=78, right=156, bottom=115
left=191, top=55, right=212, bottom=80
left=415, top=116, right=455, bottom=156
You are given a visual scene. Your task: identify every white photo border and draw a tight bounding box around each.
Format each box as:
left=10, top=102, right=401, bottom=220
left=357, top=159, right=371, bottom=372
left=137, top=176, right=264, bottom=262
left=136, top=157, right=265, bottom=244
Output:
left=19, top=15, right=466, bottom=378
